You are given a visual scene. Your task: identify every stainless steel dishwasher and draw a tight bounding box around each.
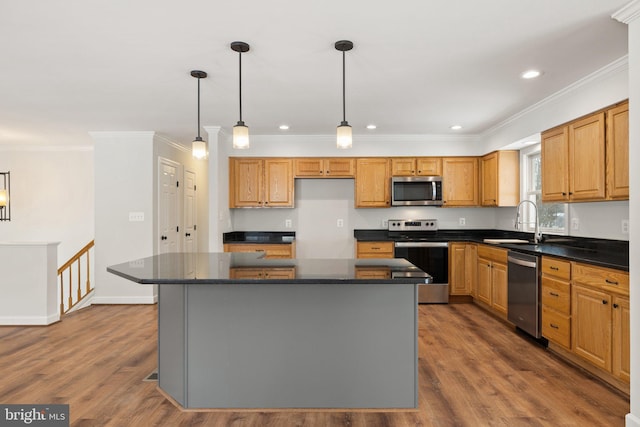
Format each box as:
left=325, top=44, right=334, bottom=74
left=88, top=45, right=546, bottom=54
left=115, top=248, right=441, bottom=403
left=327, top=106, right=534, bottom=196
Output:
left=507, top=251, right=541, bottom=338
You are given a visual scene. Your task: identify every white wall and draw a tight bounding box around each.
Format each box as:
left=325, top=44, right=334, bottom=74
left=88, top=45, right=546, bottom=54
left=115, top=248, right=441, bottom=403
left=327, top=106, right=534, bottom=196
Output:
left=613, top=2, right=639, bottom=426
left=0, top=146, right=94, bottom=264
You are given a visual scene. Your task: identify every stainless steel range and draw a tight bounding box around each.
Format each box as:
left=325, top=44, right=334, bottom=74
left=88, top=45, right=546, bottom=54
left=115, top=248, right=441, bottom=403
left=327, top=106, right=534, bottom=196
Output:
left=389, top=219, right=449, bottom=303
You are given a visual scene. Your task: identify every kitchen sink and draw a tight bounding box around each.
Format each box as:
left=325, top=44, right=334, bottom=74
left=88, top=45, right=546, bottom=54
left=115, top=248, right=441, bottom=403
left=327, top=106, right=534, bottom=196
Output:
left=483, top=238, right=531, bottom=244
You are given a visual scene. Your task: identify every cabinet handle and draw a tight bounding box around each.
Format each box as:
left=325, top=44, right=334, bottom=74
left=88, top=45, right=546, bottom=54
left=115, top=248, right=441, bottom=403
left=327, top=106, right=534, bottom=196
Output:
left=550, top=266, right=559, bottom=271
left=326, top=170, right=330, bottom=174
left=613, top=303, right=619, bottom=309
left=569, top=192, right=573, bottom=195
left=371, top=247, right=380, bottom=250
left=418, top=170, right=422, bottom=173
left=185, top=233, right=191, bottom=237
left=605, top=279, right=619, bottom=285
left=561, top=192, right=566, bottom=196
left=549, top=292, right=559, bottom=297
left=602, top=299, right=608, bottom=305
left=550, top=324, right=559, bottom=329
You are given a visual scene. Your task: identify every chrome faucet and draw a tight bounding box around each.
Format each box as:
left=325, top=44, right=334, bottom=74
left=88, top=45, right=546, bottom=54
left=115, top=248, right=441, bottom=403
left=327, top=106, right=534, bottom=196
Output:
left=515, top=200, right=542, bottom=244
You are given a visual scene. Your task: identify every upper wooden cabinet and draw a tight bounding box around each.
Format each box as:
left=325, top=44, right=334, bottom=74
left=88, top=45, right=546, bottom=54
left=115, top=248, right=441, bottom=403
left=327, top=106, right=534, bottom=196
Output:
left=606, top=102, right=629, bottom=200
left=541, top=101, right=628, bottom=203
left=569, top=112, right=606, bottom=201
left=355, top=158, right=391, bottom=208
left=294, top=158, right=355, bottom=178
left=442, top=157, right=479, bottom=207
left=391, top=157, right=442, bottom=176
left=480, top=150, right=519, bottom=207
left=229, top=158, right=294, bottom=208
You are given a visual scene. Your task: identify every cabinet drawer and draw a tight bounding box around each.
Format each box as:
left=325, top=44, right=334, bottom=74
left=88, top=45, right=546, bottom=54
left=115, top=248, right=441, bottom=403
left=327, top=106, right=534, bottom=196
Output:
left=541, top=277, right=570, bottom=314
left=541, top=256, right=571, bottom=280
left=356, top=241, right=395, bottom=258
left=224, top=243, right=294, bottom=259
left=572, top=262, right=629, bottom=295
left=477, top=245, right=508, bottom=263
left=355, top=267, right=391, bottom=279
left=542, top=306, right=571, bottom=349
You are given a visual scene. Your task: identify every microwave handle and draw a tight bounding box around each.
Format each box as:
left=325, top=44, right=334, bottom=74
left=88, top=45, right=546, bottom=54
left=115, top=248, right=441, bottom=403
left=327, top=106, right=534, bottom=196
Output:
left=432, top=181, right=436, bottom=201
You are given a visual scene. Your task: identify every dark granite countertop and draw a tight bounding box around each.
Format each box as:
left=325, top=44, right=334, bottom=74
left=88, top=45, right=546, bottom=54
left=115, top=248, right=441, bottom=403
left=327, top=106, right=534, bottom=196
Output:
left=354, top=229, right=629, bottom=271
left=223, top=231, right=295, bottom=244
left=107, top=253, right=432, bottom=285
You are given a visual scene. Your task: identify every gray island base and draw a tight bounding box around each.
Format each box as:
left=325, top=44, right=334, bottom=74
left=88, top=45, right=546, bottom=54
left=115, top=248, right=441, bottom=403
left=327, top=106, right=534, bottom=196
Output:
left=107, top=253, right=429, bottom=409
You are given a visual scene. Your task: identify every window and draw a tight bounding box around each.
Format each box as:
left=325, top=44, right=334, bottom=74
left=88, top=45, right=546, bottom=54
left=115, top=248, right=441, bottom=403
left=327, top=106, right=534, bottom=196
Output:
left=521, top=144, right=567, bottom=235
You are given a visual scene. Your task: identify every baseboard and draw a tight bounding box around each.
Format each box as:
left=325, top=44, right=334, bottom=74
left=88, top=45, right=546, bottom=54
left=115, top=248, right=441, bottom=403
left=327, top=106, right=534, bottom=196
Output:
left=91, top=295, right=158, bottom=305
left=0, top=313, right=60, bottom=326
left=626, top=413, right=640, bottom=427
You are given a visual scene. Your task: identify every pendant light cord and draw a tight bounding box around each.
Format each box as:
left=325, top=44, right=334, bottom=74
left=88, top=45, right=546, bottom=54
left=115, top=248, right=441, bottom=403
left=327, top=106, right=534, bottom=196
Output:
left=342, top=50, right=346, bottom=123
left=238, top=51, right=243, bottom=123
left=197, top=77, right=201, bottom=138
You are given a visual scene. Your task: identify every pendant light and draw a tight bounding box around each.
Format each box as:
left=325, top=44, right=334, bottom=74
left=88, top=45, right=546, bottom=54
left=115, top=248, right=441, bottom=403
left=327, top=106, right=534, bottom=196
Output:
left=231, top=41, right=250, bottom=149
left=190, top=70, right=208, bottom=159
left=335, top=40, right=354, bottom=149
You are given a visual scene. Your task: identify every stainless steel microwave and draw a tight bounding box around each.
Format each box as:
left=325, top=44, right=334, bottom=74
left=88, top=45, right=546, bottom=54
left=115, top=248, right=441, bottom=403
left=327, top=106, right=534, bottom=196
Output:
left=391, top=176, right=443, bottom=206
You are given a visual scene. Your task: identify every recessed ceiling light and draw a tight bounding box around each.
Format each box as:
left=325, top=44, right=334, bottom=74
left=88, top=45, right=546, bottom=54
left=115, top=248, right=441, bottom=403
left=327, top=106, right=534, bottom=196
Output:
left=521, top=70, right=542, bottom=79
left=450, top=125, right=462, bottom=130
left=366, top=124, right=377, bottom=130
left=279, top=125, right=289, bottom=130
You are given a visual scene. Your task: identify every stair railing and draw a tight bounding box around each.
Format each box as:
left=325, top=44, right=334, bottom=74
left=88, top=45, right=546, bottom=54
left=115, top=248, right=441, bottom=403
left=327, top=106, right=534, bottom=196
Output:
left=58, top=240, right=95, bottom=316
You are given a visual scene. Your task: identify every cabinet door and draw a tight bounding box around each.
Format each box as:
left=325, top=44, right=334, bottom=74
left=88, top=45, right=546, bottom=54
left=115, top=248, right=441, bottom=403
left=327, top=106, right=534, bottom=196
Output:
left=491, top=262, right=508, bottom=315
left=442, top=157, right=478, bottom=206
left=465, top=244, right=477, bottom=297
left=264, top=159, right=293, bottom=207
left=294, top=158, right=325, bottom=177
left=569, top=112, right=605, bottom=201
left=612, top=295, right=630, bottom=383
left=416, top=158, right=442, bottom=176
left=572, top=284, right=611, bottom=371
left=355, top=158, right=390, bottom=208
left=391, top=158, right=416, bottom=176
left=606, top=102, right=629, bottom=200
left=541, top=127, right=569, bottom=202
left=230, top=158, right=263, bottom=207
left=229, top=268, right=264, bottom=279
left=481, top=152, right=498, bottom=206
left=325, top=158, right=355, bottom=177
left=476, top=257, right=492, bottom=306
left=449, top=243, right=467, bottom=295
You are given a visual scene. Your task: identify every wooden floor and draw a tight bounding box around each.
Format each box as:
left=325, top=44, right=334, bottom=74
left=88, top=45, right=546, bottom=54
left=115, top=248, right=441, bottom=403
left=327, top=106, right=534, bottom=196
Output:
left=0, top=303, right=629, bottom=426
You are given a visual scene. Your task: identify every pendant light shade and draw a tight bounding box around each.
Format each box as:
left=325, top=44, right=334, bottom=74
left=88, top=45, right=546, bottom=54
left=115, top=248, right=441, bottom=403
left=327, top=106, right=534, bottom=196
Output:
left=335, top=40, right=354, bottom=149
left=231, top=41, right=250, bottom=149
left=190, top=70, right=208, bottom=159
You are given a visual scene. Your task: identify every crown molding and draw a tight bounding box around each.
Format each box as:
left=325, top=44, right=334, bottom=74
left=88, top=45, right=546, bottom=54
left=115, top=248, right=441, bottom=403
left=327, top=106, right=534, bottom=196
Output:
left=612, top=0, right=640, bottom=23
left=88, top=131, right=156, bottom=141
left=482, top=55, right=628, bottom=137
left=153, top=133, right=189, bottom=153
left=250, top=133, right=480, bottom=144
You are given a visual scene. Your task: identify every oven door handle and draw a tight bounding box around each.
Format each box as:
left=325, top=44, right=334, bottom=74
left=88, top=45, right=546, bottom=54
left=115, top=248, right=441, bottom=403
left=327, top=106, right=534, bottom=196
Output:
left=394, top=242, right=449, bottom=248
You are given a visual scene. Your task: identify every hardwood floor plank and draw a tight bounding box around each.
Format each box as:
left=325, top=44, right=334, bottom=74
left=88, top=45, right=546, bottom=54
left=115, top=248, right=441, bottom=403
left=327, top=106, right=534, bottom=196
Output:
left=0, top=303, right=628, bottom=426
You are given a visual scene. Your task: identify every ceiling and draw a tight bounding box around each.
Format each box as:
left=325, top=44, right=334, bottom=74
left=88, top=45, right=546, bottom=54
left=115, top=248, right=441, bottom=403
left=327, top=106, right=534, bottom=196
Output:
left=0, top=0, right=629, bottom=147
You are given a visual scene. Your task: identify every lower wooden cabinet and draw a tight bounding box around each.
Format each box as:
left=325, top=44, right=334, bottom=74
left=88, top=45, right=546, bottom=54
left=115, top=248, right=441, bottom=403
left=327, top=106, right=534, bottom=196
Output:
left=355, top=267, right=391, bottom=279
left=448, top=242, right=476, bottom=296
left=229, top=268, right=296, bottom=280
left=541, top=257, right=572, bottom=349
left=475, top=245, right=507, bottom=316
left=223, top=243, right=295, bottom=259
left=356, top=241, right=394, bottom=258
left=571, top=262, right=630, bottom=383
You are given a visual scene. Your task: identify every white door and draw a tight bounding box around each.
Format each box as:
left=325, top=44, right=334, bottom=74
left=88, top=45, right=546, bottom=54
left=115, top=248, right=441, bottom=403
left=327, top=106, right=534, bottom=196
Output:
left=183, top=170, right=197, bottom=254
left=159, top=159, right=180, bottom=254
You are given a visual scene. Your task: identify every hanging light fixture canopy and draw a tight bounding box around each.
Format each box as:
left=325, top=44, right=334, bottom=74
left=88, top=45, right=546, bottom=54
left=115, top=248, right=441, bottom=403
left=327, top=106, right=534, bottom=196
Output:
left=335, top=40, right=354, bottom=149
left=190, top=70, right=208, bottom=159
left=231, top=41, right=250, bottom=149
left=0, top=171, right=11, bottom=221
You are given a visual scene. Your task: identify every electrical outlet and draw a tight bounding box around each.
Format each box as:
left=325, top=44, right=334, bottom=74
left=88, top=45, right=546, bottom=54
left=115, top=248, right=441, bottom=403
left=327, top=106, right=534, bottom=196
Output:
left=337, top=219, right=344, bottom=228
left=285, top=219, right=292, bottom=228
left=382, top=220, right=388, bottom=228
left=129, top=212, right=144, bottom=222
left=459, top=218, right=466, bottom=226
left=571, top=218, right=580, bottom=231
left=622, top=219, right=629, bottom=234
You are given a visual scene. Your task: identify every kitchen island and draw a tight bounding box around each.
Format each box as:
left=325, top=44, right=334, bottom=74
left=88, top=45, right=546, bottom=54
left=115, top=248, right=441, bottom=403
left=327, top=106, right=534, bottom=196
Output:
left=107, top=253, right=430, bottom=410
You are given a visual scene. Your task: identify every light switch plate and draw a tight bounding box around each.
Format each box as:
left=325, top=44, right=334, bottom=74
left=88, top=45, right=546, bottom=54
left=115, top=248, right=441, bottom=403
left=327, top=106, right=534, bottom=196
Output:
left=622, top=219, right=629, bottom=234
left=459, top=218, right=466, bottom=226
left=285, top=219, right=292, bottom=228
left=129, top=212, right=144, bottom=222
left=571, top=218, right=579, bottom=230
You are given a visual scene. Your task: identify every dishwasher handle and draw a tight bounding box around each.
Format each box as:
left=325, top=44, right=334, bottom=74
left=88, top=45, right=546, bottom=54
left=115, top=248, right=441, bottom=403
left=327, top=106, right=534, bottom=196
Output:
left=507, top=255, right=538, bottom=268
